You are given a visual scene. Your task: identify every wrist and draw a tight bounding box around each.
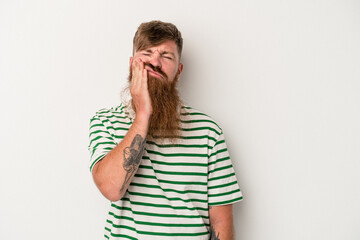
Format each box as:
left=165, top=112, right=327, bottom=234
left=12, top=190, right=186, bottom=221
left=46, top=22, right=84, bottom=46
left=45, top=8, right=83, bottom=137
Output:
left=133, top=112, right=151, bottom=132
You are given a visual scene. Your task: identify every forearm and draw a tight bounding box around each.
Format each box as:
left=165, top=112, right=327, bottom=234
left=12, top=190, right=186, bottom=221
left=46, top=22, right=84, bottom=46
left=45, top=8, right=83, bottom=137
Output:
left=209, top=204, right=235, bottom=240
left=92, top=113, right=150, bottom=201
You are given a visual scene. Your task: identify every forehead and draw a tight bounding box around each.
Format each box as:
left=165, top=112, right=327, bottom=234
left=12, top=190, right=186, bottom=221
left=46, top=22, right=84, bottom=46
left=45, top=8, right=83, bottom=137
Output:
left=137, top=41, right=179, bottom=56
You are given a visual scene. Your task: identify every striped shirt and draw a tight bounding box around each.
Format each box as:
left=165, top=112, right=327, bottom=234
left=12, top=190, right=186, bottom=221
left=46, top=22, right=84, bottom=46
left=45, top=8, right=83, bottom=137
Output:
left=88, top=104, right=243, bottom=240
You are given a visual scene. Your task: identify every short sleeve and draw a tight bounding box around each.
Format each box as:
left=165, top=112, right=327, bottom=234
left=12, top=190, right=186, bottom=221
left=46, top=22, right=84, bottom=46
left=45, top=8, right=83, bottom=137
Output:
left=208, top=132, right=243, bottom=206
left=88, top=115, right=117, bottom=172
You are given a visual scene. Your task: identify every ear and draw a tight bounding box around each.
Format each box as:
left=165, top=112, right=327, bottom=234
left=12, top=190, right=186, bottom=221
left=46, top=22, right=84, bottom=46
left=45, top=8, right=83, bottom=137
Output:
left=178, top=63, right=184, bottom=75
left=129, top=57, right=133, bottom=66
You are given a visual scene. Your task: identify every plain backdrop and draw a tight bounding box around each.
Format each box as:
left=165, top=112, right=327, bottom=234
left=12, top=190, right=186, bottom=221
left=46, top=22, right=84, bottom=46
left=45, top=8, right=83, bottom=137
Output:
left=1, top=0, right=359, bottom=239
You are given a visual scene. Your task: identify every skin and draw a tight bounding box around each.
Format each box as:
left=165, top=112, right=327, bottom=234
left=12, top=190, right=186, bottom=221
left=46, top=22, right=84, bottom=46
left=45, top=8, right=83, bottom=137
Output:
left=91, top=40, right=235, bottom=239
left=131, top=40, right=183, bottom=82
left=209, top=204, right=235, bottom=240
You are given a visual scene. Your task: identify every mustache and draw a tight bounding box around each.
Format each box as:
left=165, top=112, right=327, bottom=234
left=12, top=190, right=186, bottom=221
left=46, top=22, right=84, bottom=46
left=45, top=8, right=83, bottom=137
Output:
left=143, top=62, right=168, bottom=79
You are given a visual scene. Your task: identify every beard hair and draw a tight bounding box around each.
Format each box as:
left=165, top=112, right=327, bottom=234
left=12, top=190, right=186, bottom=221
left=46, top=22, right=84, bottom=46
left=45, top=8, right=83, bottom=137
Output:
left=127, top=64, right=182, bottom=142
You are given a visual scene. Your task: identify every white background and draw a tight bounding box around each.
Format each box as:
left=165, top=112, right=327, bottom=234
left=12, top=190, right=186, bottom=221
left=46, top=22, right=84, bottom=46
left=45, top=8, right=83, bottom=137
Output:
left=1, top=0, right=359, bottom=239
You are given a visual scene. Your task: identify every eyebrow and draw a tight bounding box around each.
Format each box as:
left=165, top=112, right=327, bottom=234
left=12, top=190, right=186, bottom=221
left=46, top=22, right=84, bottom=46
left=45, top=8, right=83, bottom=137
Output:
left=143, top=49, right=175, bottom=57
left=161, top=51, right=175, bottom=57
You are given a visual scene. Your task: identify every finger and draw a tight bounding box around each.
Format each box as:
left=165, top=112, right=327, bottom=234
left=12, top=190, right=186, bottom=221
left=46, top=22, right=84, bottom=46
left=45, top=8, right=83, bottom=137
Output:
left=131, top=59, right=142, bottom=87
left=142, top=68, right=148, bottom=89
left=135, top=59, right=145, bottom=87
left=131, top=59, right=147, bottom=96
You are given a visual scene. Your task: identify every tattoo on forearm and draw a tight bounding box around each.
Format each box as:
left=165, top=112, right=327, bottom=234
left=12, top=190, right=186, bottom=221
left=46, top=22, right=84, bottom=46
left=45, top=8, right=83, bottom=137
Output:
left=209, top=226, right=221, bottom=240
left=120, top=134, right=145, bottom=193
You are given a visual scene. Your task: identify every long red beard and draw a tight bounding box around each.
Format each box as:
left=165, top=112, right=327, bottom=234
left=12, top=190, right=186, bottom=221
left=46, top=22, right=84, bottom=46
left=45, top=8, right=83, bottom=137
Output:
left=128, top=65, right=182, bottom=141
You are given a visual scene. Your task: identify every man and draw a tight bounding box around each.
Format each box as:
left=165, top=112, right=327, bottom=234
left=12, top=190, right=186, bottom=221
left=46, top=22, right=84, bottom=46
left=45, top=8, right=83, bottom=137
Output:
left=88, top=20, right=243, bottom=240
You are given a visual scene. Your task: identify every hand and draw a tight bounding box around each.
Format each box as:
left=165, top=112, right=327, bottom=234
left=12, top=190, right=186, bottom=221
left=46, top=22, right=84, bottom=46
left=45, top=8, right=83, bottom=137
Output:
left=130, top=59, right=153, bottom=119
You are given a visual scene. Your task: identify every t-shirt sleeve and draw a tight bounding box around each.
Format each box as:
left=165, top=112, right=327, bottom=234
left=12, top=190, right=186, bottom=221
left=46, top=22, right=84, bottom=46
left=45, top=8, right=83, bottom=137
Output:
left=88, top=114, right=117, bottom=172
left=208, top=132, right=243, bottom=206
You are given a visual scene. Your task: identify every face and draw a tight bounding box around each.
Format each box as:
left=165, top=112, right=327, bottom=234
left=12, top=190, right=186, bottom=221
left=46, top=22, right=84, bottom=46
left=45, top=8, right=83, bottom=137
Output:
left=127, top=40, right=183, bottom=141
left=130, top=40, right=183, bottom=82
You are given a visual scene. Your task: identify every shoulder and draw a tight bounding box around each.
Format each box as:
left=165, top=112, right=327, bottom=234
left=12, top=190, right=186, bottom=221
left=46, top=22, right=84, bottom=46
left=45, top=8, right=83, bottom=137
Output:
left=180, top=105, right=223, bottom=137
left=88, top=103, right=133, bottom=141
left=90, top=104, right=128, bottom=122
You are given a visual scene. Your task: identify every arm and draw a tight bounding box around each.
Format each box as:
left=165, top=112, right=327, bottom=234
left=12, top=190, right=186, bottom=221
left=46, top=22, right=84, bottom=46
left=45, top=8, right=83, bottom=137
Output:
left=92, top=59, right=152, bottom=202
left=209, top=204, right=235, bottom=240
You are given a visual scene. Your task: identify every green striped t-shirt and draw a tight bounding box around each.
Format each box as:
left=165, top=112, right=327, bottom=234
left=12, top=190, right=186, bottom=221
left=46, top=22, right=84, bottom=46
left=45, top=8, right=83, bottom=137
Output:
left=88, top=104, right=243, bottom=240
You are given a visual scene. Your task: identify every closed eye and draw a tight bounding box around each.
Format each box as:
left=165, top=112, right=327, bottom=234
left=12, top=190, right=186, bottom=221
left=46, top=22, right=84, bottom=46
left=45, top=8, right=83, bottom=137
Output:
left=163, top=55, right=173, bottom=60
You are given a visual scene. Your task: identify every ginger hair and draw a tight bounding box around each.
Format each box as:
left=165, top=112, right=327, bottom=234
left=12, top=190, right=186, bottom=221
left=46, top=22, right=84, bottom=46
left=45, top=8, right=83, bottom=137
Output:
left=133, top=20, right=183, bottom=59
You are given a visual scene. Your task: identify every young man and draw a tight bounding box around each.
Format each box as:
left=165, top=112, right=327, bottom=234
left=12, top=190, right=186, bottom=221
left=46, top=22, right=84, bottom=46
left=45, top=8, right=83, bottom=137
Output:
left=88, top=20, right=243, bottom=240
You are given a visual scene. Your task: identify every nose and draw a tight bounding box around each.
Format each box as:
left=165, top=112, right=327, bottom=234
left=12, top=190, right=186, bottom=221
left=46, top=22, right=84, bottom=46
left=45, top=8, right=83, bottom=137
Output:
left=149, top=52, right=161, bottom=69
